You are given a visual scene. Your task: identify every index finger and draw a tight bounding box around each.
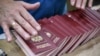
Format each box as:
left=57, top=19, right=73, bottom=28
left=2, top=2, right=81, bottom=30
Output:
left=19, top=8, right=41, bottom=31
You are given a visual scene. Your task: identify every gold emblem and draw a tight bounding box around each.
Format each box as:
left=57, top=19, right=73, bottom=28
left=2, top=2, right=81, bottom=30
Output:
left=31, top=36, right=43, bottom=42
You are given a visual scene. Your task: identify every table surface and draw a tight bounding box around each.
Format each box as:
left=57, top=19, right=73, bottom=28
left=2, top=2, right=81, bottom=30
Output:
left=0, top=34, right=100, bottom=56
left=0, top=40, right=25, bottom=56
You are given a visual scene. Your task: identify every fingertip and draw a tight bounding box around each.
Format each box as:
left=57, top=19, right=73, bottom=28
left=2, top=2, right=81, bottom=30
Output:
left=24, top=37, right=31, bottom=40
left=24, top=37, right=30, bottom=40
left=36, top=25, right=41, bottom=31
left=88, top=5, right=92, bottom=7
left=31, top=2, right=40, bottom=7
left=88, top=0, right=93, bottom=8
left=24, top=34, right=31, bottom=40
left=20, top=1, right=40, bottom=10
left=76, top=5, right=80, bottom=8
left=32, top=2, right=40, bottom=8
left=32, top=31, right=38, bottom=36
left=35, top=2, right=40, bottom=5
left=7, top=37, right=12, bottom=42
left=71, top=1, right=75, bottom=6
left=81, top=6, right=85, bottom=9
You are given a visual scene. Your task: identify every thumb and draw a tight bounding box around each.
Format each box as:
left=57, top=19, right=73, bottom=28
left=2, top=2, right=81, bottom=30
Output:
left=19, top=1, right=40, bottom=10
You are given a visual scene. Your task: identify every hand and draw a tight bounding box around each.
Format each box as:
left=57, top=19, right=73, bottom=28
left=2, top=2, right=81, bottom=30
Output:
left=70, top=0, right=93, bottom=9
left=0, top=1, right=41, bottom=41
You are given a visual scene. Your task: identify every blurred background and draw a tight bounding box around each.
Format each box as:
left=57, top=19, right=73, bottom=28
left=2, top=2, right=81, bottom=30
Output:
left=67, top=0, right=100, bottom=11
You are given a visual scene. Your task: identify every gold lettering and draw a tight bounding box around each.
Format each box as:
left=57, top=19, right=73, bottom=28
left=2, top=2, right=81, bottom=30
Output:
left=36, top=43, right=51, bottom=49
left=53, top=37, right=60, bottom=43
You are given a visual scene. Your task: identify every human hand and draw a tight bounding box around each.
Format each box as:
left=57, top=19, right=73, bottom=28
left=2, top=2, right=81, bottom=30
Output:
left=70, top=0, right=93, bottom=9
left=0, top=1, right=41, bottom=41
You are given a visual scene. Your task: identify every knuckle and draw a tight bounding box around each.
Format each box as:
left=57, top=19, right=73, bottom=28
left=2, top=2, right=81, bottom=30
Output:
left=20, top=20, right=26, bottom=25
left=23, top=23, right=29, bottom=28
left=28, top=18, right=34, bottom=23
left=12, top=23, right=19, bottom=29
left=9, top=11, right=18, bottom=16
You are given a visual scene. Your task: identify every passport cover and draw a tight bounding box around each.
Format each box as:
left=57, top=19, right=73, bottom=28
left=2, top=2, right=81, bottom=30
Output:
left=14, top=8, right=100, bottom=56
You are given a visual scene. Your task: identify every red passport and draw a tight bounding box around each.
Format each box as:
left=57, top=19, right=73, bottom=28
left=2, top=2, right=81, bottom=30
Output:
left=14, top=8, right=100, bottom=56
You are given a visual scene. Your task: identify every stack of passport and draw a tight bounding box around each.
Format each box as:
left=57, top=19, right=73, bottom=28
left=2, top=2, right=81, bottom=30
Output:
left=13, top=8, right=100, bottom=56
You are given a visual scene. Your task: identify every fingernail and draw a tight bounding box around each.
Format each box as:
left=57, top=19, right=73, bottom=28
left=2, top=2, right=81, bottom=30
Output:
left=71, top=2, right=75, bottom=6
left=32, top=31, right=38, bottom=35
left=7, top=38, right=12, bottom=42
left=81, top=7, right=84, bottom=9
left=36, top=26, right=41, bottom=31
left=89, top=5, right=92, bottom=7
left=24, top=34, right=30, bottom=40
left=35, top=2, right=40, bottom=4
left=77, top=5, right=81, bottom=8
left=81, top=6, right=85, bottom=9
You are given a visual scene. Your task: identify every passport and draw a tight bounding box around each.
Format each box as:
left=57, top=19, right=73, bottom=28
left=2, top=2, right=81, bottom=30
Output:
left=39, top=17, right=71, bottom=56
left=13, top=27, right=57, bottom=56
left=13, top=8, right=100, bottom=56
left=78, top=9, right=100, bottom=44
left=66, top=10, right=97, bottom=53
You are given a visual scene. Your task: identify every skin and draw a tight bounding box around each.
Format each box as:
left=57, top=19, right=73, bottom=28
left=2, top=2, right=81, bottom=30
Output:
left=0, top=0, right=41, bottom=41
left=0, top=0, right=93, bottom=42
